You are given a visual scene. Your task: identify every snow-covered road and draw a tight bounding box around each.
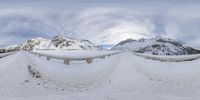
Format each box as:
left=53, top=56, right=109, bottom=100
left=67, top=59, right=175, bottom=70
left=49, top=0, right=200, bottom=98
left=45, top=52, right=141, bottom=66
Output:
left=1, top=51, right=200, bottom=100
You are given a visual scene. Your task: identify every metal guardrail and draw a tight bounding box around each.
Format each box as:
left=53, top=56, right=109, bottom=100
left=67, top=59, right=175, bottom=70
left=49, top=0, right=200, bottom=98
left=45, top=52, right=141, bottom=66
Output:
left=28, top=51, right=121, bottom=65
left=133, top=52, right=200, bottom=62
left=0, top=52, right=15, bottom=58
left=29, top=51, right=200, bottom=63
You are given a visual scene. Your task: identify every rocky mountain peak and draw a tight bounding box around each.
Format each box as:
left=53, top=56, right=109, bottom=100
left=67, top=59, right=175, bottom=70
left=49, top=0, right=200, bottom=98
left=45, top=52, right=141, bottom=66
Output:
left=1, top=36, right=101, bottom=52
left=112, top=37, right=200, bottom=55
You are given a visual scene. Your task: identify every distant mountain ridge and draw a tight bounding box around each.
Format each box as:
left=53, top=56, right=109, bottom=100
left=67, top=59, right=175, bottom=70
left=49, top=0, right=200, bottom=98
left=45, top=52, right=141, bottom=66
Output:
left=100, top=44, right=115, bottom=49
left=112, top=37, right=200, bottom=55
left=0, top=36, right=101, bottom=53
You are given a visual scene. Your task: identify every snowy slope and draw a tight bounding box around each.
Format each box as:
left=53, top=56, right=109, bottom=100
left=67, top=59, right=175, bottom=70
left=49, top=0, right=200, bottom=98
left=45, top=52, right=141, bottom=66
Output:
left=112, top=37, right=200, bottom=55
left=22, top=37, right=52, bottom=50
left=1, top=51, right=200, bottom=99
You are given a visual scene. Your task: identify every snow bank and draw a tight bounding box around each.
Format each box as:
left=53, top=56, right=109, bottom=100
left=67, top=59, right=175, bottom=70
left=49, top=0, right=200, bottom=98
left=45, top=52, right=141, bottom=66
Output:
left=134, top=52, right=200, bottom=61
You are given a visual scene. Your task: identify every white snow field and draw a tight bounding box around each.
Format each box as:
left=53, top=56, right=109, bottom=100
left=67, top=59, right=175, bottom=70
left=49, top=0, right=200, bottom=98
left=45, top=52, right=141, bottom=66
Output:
left=1, top=51, right=200, bottom=100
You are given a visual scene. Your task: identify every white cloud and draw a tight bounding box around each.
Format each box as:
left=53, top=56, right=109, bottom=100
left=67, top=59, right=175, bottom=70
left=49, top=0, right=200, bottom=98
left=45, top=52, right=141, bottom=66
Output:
left=0, top=1, right=200, bottom=48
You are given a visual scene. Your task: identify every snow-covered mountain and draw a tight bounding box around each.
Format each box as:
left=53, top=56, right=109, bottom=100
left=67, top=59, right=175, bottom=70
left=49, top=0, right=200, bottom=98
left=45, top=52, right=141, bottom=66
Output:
left=51, top=36, right=100, bottom=50
left=2, top=36, right=101, bottom=52
left=112, top=37, right=200, bottom=55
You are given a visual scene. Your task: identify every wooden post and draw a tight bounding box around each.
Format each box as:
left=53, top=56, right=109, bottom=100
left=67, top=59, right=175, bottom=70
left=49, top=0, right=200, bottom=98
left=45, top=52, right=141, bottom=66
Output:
left=86, top=58, right=93, bottom=64
left=64, top=59, right=70, bottom=65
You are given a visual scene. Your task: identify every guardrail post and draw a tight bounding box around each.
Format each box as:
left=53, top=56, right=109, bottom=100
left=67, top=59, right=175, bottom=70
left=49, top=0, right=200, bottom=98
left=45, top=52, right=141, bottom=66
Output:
left=64, top=59, right=70, bottom=65
left=101, top=56, right=105, bottom=59
left=86, top=58, right=93, bottom=64
left=47, top=57, right=50, bottom=61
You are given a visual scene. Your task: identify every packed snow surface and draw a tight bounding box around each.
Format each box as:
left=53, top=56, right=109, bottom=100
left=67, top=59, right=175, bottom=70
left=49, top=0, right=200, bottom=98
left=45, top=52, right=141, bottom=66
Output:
left=1, top=51, right=200, bottom=100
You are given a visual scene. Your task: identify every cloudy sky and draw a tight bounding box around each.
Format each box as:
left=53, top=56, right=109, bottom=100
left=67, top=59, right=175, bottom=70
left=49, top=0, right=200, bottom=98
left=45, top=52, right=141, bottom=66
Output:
left=0, top=0, right=200, bottom=48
